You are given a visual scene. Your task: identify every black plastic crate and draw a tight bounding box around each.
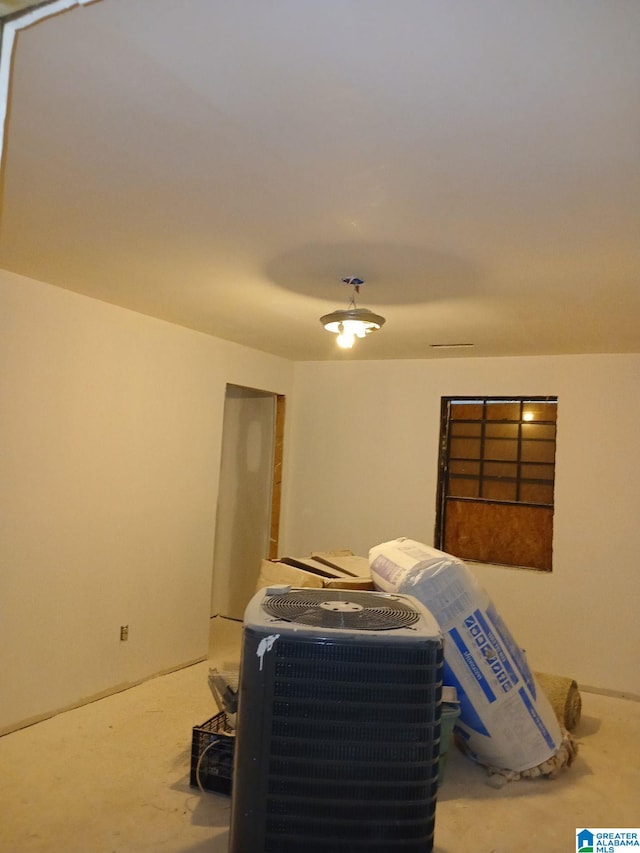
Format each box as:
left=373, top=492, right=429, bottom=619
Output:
left=190, top=711, right=235, bottom=795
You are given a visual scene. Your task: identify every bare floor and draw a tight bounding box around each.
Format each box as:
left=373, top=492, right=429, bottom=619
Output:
left=0, top=616, right=638, bottom=853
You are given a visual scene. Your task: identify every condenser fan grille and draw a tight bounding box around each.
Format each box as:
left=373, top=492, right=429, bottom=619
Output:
left=262, top=589, right=421, bottom=630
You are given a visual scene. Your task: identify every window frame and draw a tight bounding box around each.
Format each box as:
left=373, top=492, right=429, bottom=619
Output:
left=434, top=396, right=558, bottom=572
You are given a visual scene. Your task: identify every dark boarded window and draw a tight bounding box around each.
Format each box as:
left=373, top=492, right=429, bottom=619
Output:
left=435, top=397, right=557, bottom=571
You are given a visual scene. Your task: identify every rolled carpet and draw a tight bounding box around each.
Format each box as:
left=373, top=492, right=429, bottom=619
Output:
left=535, top=671, right=582, bottom=731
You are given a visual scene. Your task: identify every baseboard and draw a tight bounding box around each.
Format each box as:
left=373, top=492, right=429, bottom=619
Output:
left=580, top=684, right=640, bottom=703
left=0, top=655, right=207, bottom=738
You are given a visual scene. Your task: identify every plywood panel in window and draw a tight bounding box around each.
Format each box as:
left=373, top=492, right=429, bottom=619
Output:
left=443, top=499, right=553, bottom=571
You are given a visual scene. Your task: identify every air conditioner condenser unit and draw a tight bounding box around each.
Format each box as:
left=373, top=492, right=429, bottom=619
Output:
left=228, top=586, right=444, bottom=853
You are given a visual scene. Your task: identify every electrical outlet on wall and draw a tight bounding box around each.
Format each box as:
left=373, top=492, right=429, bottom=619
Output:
left=120, top=625, right=129, bottom=641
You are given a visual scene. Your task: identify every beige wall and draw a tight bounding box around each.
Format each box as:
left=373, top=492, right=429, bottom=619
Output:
left=0, top=270, right=294, bottom=733
left=283, top=355, right=640, bottom=697
left=2, top=268, right=638, bottom=733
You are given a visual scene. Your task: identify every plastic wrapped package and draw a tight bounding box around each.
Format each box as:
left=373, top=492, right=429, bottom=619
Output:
left=369, top=538, right=574, bottom=775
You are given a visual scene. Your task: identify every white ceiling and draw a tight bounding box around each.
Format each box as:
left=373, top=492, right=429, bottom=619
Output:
left=1, top=0, right=639, bottom=361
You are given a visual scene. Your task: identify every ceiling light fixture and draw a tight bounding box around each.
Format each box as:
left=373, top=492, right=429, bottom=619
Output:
left=320, top=277, right=385, bottom=349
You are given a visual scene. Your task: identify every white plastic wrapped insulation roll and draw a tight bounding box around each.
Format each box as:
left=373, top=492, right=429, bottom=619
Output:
left=369, top=537, right=564, bottom=774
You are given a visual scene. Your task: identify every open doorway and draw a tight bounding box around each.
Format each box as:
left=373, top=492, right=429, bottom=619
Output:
left=210, top=385, right=285, bottom=622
